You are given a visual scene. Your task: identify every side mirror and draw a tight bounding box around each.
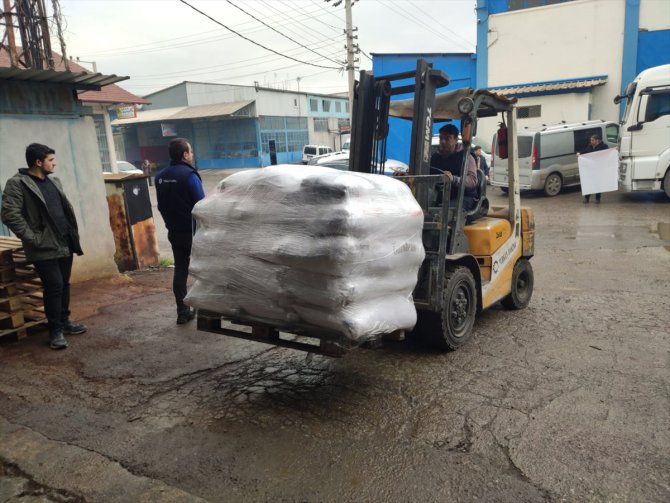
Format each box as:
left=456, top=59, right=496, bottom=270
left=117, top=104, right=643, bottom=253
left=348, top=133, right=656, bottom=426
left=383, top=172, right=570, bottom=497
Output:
left=627, top=124, right=643, bottom=132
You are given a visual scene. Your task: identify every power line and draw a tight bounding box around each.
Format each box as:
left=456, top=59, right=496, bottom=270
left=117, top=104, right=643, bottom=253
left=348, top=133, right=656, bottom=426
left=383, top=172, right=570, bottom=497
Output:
left=178, top=0, right=341, bottom=70
left=372, top=0, right=473, bottom=51
left=75, top=4, right=343, bottom=58
left=223, top=0, right=342, bottom=66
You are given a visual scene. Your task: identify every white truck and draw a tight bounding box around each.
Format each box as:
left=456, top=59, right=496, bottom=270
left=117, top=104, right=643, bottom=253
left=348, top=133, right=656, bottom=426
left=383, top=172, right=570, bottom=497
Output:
left=614, top=64, right=670, bottom=198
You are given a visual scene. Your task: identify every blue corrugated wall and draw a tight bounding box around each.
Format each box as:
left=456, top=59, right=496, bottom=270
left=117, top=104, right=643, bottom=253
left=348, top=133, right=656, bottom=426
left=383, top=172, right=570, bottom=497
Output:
left=372, top=53, right=476, bottom=164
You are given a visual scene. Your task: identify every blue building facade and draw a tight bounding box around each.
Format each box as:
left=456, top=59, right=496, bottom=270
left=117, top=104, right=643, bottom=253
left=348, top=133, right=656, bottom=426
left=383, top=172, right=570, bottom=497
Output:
left=372, top=53, right=477, bottom=164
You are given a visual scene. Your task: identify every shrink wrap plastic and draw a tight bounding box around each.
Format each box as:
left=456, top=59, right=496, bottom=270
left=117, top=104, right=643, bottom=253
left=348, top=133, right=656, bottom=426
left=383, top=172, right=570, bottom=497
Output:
left=185, top=165, right=425, bottom=343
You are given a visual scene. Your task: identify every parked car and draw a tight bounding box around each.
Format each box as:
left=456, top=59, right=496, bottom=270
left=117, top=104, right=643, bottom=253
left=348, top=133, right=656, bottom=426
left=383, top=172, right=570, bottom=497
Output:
left=489, top=120, right=619, bottom=196
left=307, top=150, right=409, bottom=176
left=302, top=145, right=333, bottom=164
left=116, top=160, right=144, bottom=175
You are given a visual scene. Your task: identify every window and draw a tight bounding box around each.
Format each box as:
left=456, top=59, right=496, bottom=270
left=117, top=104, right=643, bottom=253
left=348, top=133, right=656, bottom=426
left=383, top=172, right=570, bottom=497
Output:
left=345, top=102, right=349, bottom=113
left=322, top=100, right=331, bottom=112
left=335, top=102, right=341, bottom=113
left=574, top=127, right=602, bottom=154
left=517, top=105, right=541, bottom=119
left=310, top=98, right=318, bottom=112
left=606, top=124, right=619, bottom=143
left=314, top=118, right=329, bottom=132
left=517, top=136, right=533, bottom=158
left=93, top=114, right=111, bottom=171
left=644, top=90, right=670, bottom=123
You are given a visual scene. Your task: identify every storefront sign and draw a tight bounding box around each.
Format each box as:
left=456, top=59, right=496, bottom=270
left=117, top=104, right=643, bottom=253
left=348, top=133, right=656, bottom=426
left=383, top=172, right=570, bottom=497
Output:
left=161, top=123, right=177, bottom=137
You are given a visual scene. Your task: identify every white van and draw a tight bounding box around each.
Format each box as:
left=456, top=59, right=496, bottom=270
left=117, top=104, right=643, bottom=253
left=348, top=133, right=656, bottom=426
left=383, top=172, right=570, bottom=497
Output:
left=302, top=145, right=333, bottom=164
left=490, top=120, right=619, bottom=196
left=614, top=64, right=670, bottom=198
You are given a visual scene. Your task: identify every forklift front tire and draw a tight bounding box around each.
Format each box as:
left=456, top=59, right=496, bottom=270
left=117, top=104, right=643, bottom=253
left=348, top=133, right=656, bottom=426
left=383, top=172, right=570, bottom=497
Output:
left=501, top=259, right=534, bottom=310
left=433, top=266, right=477, bottom=351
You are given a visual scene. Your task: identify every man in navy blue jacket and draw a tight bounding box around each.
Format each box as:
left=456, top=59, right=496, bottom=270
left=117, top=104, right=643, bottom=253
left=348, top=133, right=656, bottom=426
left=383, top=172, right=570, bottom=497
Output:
left=155, top=138, right=205, bottom=324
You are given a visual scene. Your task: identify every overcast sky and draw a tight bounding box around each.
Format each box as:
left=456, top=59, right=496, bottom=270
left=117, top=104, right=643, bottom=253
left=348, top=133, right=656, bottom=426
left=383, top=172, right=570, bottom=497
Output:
left=59, top=0, right=476, bottom=98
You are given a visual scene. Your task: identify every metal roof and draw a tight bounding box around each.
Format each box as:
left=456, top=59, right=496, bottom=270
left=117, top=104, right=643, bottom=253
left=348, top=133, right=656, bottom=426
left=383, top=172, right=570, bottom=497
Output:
left=491, top=76, right=608, bottom=97
left=112, top=101, right=254, bottom=125
left=0, top=66, right=128, bottom=90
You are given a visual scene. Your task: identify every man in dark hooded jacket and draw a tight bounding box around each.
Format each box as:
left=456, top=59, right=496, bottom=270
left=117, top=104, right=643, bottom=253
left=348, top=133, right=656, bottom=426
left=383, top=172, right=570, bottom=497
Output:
left=1, top=143, right=86, bottom=350
left=155, top=138, right=205, bottom=324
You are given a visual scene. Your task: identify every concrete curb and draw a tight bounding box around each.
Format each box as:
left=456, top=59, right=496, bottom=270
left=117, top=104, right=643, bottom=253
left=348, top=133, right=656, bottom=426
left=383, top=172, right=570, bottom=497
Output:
left=0, top=417, right=206, bottom=502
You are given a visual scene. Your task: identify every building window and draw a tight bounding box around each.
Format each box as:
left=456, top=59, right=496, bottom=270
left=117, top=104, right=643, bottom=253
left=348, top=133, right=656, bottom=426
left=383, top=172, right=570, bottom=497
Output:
left=517, top=105, right=541, bottom=119
left=335, top=102, right=341, bottom=113
left=345, top=101, right=349, bottom=113
left=310, top=98, right=318, bottom=112
left=93, top=114, right=111, bottom=171
left=322, top=100, right=331, bottom=112
left=314, top=118, right=329, bottom=132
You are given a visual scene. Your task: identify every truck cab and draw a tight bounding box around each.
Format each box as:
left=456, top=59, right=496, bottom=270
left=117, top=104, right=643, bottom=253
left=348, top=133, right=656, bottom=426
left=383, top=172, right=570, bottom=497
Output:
left=615, top=64, right=670, bottom=198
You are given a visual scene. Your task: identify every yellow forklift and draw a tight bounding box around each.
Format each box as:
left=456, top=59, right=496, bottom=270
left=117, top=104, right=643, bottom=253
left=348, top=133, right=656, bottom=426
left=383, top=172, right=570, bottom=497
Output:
left=196, top=59, right=534, bottom=354
left=348, top=59, right=535, bottom=350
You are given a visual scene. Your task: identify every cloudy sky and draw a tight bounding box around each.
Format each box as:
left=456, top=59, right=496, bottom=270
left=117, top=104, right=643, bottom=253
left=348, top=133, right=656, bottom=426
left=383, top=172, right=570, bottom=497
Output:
left=59, top=0, right=476, bottom=97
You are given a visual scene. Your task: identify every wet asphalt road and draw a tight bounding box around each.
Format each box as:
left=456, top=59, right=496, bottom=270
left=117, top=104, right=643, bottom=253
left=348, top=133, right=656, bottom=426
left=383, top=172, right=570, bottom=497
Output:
left=1, top=175, right=669, bottom=502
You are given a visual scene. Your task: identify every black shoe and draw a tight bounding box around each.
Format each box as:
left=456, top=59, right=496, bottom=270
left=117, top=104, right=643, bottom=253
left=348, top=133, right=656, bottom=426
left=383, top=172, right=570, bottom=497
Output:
left=176, top=308, right=195, bottom=325
left=49, top=331, right=68, bottom=350
left=63, top=320, right=87, bottom=335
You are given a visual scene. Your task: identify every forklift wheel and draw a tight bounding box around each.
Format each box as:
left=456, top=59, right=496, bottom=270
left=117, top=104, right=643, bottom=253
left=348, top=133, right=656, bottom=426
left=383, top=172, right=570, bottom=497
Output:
left=420, top=266, right=477, bottom=351
left=501, top=259, right=534, bottom=309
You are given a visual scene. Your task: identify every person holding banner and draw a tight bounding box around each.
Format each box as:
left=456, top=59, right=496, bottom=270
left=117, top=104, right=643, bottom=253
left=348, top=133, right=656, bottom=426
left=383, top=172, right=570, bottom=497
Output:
left=579, top=134, right=609, bottom=203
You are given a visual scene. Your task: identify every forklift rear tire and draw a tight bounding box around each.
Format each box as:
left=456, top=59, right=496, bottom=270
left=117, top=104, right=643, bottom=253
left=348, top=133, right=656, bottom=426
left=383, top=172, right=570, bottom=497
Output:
left=501, top=259, right=534, bottom=309
left=421, top=266, right=477, bottom=351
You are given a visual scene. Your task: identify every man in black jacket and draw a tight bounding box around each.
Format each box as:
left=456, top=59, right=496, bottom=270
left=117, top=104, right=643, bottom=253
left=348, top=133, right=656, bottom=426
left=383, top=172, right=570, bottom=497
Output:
left=580, top=134, right=609, bottom=203
left=1, top=143, right=87, bottom=350
left=155, top=138, right=205, bottom=324
left=431, top=124, right=479, bottom=210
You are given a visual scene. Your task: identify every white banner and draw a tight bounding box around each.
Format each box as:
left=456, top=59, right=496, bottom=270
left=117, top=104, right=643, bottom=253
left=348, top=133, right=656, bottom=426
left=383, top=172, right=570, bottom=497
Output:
left=578, top=148, right=618, bottom=195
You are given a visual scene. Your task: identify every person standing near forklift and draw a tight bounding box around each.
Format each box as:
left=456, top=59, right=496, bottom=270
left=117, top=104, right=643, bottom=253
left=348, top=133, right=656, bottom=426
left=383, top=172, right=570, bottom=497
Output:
left=155, top=138, right=205, bottom=324
left=430, top=124, right=479, bottom=210
left=1, top=143, right=87, bottom=350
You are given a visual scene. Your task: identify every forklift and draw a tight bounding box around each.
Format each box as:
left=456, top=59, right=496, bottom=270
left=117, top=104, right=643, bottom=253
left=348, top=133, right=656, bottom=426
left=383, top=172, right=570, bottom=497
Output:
left=348, top=58, right=535, bottom=350
left=196, top=59, right=534, bottom=354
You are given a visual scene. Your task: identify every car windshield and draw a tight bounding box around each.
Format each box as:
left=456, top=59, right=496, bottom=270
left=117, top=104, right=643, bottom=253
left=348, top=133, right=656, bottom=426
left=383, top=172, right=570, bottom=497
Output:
left=117, top=161, right=137, bottom=171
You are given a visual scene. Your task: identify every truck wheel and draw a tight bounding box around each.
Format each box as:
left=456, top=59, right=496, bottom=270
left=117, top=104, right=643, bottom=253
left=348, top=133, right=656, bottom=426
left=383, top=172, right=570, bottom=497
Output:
left=664, top=169, right=670, bottom=199
left=544, top=173, right=562, bottom=196
left=421, top=266, right=477, bottom=351
left=501, top=259, right=534, bottom=309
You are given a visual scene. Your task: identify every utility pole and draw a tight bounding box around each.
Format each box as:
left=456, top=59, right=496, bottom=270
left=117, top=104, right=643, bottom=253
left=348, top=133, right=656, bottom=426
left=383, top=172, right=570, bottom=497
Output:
left=344, top=0, right=354, bottom=115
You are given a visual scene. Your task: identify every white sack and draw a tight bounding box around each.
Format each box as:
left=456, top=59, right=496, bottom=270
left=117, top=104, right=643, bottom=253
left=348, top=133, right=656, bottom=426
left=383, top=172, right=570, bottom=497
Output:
left=185, top=165, right=425, bottom=342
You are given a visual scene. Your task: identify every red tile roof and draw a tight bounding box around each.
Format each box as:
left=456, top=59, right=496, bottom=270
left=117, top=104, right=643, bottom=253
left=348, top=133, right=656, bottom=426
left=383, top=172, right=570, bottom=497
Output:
left=0, top=48, right=149, bottom=105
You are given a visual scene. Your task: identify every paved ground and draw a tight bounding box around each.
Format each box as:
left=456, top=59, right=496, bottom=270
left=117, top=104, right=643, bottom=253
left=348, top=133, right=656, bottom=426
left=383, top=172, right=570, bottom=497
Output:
left=1, top=174, right=669, bottom=502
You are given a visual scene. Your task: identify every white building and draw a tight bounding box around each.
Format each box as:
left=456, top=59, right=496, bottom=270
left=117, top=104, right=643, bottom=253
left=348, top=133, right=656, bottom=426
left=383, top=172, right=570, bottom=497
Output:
left=475, top=0, right=670, bottom=148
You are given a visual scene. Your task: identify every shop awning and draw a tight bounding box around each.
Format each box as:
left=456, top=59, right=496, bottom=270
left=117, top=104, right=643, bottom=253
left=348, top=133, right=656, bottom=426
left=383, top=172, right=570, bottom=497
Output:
left=112, top=100, right=254, bottom=125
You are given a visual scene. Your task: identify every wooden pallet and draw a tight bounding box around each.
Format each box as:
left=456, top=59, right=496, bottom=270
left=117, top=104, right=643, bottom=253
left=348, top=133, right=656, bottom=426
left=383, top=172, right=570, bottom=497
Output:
left=0, top=237, right=47, bottom=340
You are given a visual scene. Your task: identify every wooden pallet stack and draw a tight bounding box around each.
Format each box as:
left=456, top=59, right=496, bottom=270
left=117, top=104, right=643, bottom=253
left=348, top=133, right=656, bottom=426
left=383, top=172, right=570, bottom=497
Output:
left=0, top=236, right=47, bottom=341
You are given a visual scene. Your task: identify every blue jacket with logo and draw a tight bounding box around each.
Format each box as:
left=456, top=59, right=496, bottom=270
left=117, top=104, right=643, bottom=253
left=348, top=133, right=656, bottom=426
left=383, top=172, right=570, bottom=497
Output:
left=155, top=161, right=205, bottom=234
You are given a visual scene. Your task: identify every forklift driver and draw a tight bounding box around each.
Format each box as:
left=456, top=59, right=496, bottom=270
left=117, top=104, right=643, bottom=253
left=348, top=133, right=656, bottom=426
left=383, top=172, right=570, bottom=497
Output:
left=430, top=124, right=478, bottom=210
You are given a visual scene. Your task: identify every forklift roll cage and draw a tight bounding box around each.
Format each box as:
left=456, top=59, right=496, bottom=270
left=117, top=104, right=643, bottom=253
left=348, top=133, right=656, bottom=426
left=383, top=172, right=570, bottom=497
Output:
left=349, top=58, right=521, bottom=314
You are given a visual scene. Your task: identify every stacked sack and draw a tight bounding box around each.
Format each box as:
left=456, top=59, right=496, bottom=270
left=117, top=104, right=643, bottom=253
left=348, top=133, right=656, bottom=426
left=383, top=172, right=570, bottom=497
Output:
left=185, top=165, right=425, bottom=343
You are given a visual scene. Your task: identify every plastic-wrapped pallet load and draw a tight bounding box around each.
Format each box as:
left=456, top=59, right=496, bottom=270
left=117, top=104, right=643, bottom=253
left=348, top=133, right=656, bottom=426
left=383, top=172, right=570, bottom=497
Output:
left=185, top=165, right=425, bottom=344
